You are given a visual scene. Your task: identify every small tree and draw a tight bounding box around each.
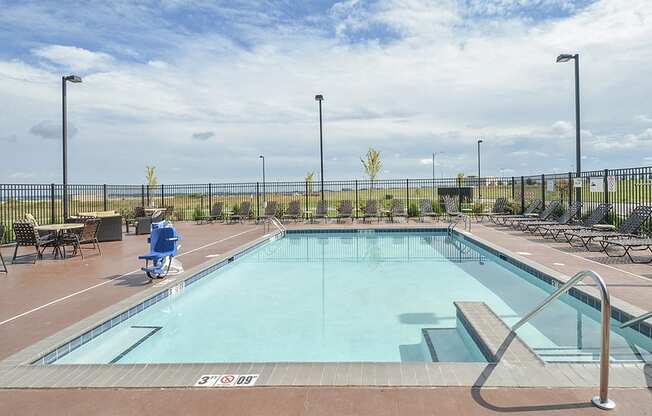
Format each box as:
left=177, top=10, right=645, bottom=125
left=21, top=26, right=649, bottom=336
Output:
left=146, top=166, right=158, bottom=187
left=305, top=171, right=315, bottom=194
left=361, top=148, right=382, bottom=185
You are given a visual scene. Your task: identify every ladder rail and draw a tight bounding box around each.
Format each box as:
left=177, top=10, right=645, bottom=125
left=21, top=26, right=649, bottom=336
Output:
left=512, top=270, right=615, bottom=410
left=619, top=310, right=652, bottom=329
left=264, top=216, right=286, bottom=236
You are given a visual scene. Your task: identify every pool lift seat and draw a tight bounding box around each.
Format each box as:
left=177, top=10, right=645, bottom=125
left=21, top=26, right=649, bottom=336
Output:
left=139, top=221, right=182, bottom=279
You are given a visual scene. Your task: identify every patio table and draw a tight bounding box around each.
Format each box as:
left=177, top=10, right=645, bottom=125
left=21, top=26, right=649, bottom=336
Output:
left=36, top=223, right=84, bottom=259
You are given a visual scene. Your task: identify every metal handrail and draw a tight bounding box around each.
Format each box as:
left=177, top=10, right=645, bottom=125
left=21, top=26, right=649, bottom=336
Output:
left=619, top=310, right=652, bottom=329
left=512, top=270, right=615, bottom=411
left=264, top=216, right=286, bottom=236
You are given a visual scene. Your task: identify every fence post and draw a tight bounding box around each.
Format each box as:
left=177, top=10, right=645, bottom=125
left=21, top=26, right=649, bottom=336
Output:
left=208, top=183, right=212, bottom=211
left=256, top=182, right=260, bottom=220
left=458, top=176, right=463, bottom=212
left=603, top=169, right=609, bottom=205
left=50, top=183, right=56, bottom=223
left=520, top=176, right=525, bottom=214
left=355, top=180, right=359, bottom=219
left=406, top=179, right=409, bottom=217
left=146, top=185, right=150, bottom=207
left=511, top=177, right=515, bottom=201
left=304, top=181, right=309, bottom=216
left=568, top=172, right=573, bottom=206
left=141, top=185, right=145, bottom=207
left=160, top=184, right=164, bottom=207
left=103, top=184, right=107, bottom=211
left=541, top=174, right=545, bottom=208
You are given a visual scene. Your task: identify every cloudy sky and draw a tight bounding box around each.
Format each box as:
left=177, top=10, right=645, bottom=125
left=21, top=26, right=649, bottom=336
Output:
left=1, top=0, right=651, bottom=184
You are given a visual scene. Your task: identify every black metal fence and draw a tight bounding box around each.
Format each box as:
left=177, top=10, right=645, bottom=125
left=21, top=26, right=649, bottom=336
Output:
left=2, top=166, right=651, bottom=243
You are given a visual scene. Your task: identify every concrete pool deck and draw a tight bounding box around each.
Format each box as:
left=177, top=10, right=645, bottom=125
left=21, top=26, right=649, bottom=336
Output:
left=1, top=219, right=651, bottom=414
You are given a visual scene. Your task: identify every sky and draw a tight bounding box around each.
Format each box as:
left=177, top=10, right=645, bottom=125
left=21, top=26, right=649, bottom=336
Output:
left=0, top=0, right=651, bottom=184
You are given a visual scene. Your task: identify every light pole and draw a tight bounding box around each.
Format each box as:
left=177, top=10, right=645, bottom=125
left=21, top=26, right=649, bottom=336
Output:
left=477, top=139, right=483, bottom=199
left=315, top=94, right=324, bottom=202
left=259, top=155, right=265, bottom=205
left=432, top=153, right=436, bottom=181
left=62, top=74, right=82, bottom=220
left=556, top=53, right=581, bottom=206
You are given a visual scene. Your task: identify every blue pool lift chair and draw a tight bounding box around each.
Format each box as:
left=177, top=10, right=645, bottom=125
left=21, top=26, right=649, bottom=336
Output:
left=139, top=222, right=182, bottom=279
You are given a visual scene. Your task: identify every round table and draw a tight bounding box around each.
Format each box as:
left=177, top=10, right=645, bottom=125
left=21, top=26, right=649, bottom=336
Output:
left=36, top=224, right=84, bottom=259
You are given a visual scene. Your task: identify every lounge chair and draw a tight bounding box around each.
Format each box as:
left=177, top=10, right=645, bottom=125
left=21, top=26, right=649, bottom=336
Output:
left=389, top=200, right=408, bottom=222
left=564, top=205, right=652, bottom=251
left=197, top=202, right=224, bottom=224
left=444, top=196, right=466, bottom=221
left=362, top=200, right=380, bottom=223
left=313, top=200, right=328, bottom=222
left=599, top=237, right=652, bottom=264
left=259, top=201, right=279, bottom=221
left=519, top=201, right=581, bottom=233
left=475, top=197, right=508, bottom=222
left=492, top=199, right=542, bottom=225
left=537, top=203, right=612, bottom=240
left=504, top=200, right=560, bottom=228
left=11, top=220, right=56, bottom=263
left=230, top=201, right=252, bottom=223
left=418, top=199, right=439, bottom=222
left=60, top=218, right=101, bottom=259
left=0, top=225, right=7, bottom=273
left=282, top=200, right=302, bottom=223
left=336, top=200, right=353, bottom=223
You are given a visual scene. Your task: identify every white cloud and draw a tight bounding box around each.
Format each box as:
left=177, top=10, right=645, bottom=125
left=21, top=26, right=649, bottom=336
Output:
left=32, top=45, right=114, bottom=72
left=635, top=115, right=652, bottom=123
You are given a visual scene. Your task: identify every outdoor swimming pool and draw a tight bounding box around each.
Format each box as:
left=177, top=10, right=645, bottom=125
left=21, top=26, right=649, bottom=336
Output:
left=54, top=230, right=652, bottom=364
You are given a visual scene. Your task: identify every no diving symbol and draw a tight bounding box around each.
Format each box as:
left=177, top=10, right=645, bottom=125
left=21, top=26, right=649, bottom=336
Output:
left=218, top=375, right=235, bottom=385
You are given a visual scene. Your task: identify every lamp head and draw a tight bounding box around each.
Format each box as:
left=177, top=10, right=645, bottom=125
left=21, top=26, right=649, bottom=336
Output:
left=315, top=94, right=324, bottom=101
left=259, top=155, right=264, bottom=159
left=556, top=54, right=575, bottom=63
left=478, top=139, right=483, bottom=144
left=64, top=75, right=82, bottom=83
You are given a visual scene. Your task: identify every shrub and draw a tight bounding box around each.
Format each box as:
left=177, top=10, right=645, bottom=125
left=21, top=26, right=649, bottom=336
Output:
left=408, top=202, right=419, bottom=217
left=192, top=206, right=204, bottom=221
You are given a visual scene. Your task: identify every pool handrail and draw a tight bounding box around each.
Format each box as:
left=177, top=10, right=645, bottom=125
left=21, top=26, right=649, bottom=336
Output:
left=264, top=216, right=286, bottom=236
left=511, top=270, right=615, bottom=411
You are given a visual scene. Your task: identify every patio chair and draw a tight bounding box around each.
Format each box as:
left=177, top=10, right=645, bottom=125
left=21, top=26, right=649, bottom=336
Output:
left=230, top=201, right=252, bottom=223
left=475, top=197, right=508, bottom=222
left=197, top=202, right=224, bottom=224
left=503, top=200, right=560, bottom=228
left=0, top=225, right=7, bottom=273
left=259, top=201, right=279, bottom=221
left=282, top=200, right=302, bottom=223
left=135, top=209, right=165, bottom=235
left=362, top=200, right=380, bottom=223
left=60, top=218, right=102, bottom=259
left=11, top=220, right=56, bottom=263
left=519, top=201, right=581, bottom=233
left=336, top=200, right=353, bottom=223
left=444, top=196, right=467, bottom=222
left=599, top=237, right=652, bottom=264
left=313, top=200, right=328, bottom=222
left=564, top=205, right=652, bottom=251
left=418, top=199, right=439, bottom=222
left=537, top=203, right=612, bottom=240
left=390, top=200, right=407, bottom=223
left=491, top=199, right=542, bottom=224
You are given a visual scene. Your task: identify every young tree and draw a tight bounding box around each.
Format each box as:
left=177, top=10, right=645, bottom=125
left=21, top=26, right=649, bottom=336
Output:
left=305, top=170, right=315, bottom=194
left=361, top=148, right=382, bottom=184
left=146, top=166, right=158, bottom=187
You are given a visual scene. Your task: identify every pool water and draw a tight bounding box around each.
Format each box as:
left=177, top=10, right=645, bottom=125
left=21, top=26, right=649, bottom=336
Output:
left=56, top=231, right=652, bottom=364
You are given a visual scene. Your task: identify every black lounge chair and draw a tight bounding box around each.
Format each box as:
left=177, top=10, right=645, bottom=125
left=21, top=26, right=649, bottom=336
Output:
left=475, top=197, right=508, bottom=222
left=60, top=219, right=101, bottom=259
left=537, top=203, right=612, bottom=240
left=230, top=201, right=252, bottom=223
left=505, top=200, right=560, bottom=228
left=282, top=200, right=302, bottom=222
left=418, top=199, right=439, bottom=222
left=599, top=237, right=652, bottom=264
left=11, top=220, right=56, bottom=263
left=389, top=200, right=408, bottom=223
left=444, top=196, right=466, bottom=222
left=520, top=201, right=581, bottom=233
left=362, top=200, right=380, bottom=223
left=492, top=199, right=542, bottom=224
left=197, top=202, right=224, bottom=224
left=336, top=200, right=353, bottom=223
left=564, top=205, right=652, bottom=251
left=313, top=200, right=328, bottom=222
left=0, top=225, right=7, bottom=273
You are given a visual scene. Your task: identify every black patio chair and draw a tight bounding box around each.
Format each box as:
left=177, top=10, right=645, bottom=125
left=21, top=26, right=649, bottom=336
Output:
left=475, top=197, right=508, bottom=222
left=599, top=237, right=652, bottom=264
left=282, top=200, right=302, bottom=223
left=492, top=199, right=542, bottom=225
left=0, top=225, right=7, bottom=273
left=313, top=200, right=328, bottom=222
left=197, top=202, right=224, bottom=224
left=336, top=200, right=353, bottom=223
left=389, top=200, right=407, bottom=223
left=362, top=200, right=380, bottom=223
left=260, top=201, right=278, bottom=221
left=504, top=200, right=560, bottom=228
left=520, top=201, right=581, bottom=233
left=537, top=203, right=612, bottom=240
left=230, top=201, right=252, bottom=223
left=418, top=199, right=439, bottom=222
left=11, top=220, right=56, bottom=263
left=564, top=205, right=652, bottom=251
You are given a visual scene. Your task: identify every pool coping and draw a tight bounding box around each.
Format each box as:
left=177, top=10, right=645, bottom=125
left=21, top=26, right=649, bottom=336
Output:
left=0, top=226, right=650, bottom=390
